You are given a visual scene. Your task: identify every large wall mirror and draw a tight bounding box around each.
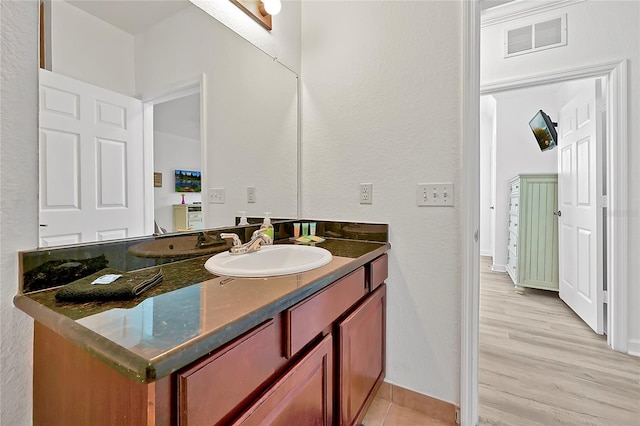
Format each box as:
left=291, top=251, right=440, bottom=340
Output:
left=38, top=0, right=298, bottom=248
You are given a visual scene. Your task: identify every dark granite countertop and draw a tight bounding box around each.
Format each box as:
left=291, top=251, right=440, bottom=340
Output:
left=14, top=238, right=390, bottom=383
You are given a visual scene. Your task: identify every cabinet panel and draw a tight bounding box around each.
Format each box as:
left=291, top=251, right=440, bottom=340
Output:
left=369, top=254, right=388, bottom=291
left=507, top=174, right=558, bottom=292
left=231, top=334, right=333, bottom=426
left=173, top=204, right=202, bottom=231
left=33, top=322, right=173, bottom=426
left=338, top=284, right=386, bottom=426
left=178, top=319, right=286, bottom=426
left=286, top=267, right=366, bottom=358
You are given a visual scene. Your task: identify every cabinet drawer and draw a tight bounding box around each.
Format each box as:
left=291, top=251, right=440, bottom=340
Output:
left=509, top=196, right=519, bottom=215
left=231, top=334, right=333, bottom=426
left=507, top=251, right=518, bottom=274
left=285, top=267, right=366, bottom=358
left=508, top=231, right=518, bottom=256
left=510, top=180, right=520, bottom=195
left=368, top=254, right=388, bottom=291
left=178, top=319, right=285, bottom=426
left=508, top=214, right=519, bottom=234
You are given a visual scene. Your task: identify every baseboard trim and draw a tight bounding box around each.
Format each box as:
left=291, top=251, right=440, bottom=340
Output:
left=378, top=382, right=457, bottom=424
left=627, top=339, right=640, bottom=357
left=490, top=264, right=506, bottom=273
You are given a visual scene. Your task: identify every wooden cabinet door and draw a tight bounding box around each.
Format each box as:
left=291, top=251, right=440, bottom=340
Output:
left=177, top=319, right=287, bottom=426
left=231, top=334, right=333, bottom=426
left=338, top=284, right=386, bottom=426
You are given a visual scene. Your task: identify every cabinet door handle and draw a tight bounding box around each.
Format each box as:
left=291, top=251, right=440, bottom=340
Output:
left=554, top=210, right=562, bottom=217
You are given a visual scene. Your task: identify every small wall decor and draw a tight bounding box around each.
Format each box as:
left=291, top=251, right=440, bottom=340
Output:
left=175, top=169, right=201, bottom=193
left=154, top=172, right=162, bottom=188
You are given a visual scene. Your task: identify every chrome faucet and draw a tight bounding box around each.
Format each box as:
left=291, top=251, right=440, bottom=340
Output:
left=220, top=229, right=273, bottom=255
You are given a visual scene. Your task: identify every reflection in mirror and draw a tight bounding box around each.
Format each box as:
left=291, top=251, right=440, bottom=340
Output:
left=38, top=0, right=298, bottom=248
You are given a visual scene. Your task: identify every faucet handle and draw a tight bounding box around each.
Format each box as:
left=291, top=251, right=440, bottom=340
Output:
left=220, top=233, right=242, bottom=247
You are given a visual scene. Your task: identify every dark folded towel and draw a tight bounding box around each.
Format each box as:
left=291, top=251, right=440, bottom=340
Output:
left=55, top=267, right=163, bottom=302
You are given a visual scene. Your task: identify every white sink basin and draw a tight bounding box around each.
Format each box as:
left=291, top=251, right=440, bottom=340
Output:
left=204, top=245, right=333, bottom=278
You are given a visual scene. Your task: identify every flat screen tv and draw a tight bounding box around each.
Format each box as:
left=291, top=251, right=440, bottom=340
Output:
left=175, top=169, right=201, bottom=193
left=529, top=109, right=558, bottom=152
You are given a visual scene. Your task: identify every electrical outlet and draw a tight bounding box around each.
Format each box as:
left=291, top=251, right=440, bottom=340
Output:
left=247, top=186, right=256, bottom=203
left=417, top=183, right=454, bottom=206
left=360, top=183, right=373, bottom=204
left=208, top=188, right=225, bottom=204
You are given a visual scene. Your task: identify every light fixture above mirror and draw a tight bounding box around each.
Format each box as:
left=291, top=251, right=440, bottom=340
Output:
left=230, top=0, right=281, bottom=31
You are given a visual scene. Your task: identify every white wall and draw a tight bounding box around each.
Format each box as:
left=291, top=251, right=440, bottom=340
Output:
left=50, top=0, right=135, bottom=96
left=135, top=4, right=298, bottom=228
left=481, top=0, right=640, bottom=353
left=302, top=1, right=462, bottom=404
left=153, top=95, right=202, bottom=232
left=479, top=95, right=496, bottom=257
left=190, top=0, right=301, bottom=75
left=492, top=85, right=559, bottom=270
left=0, top=1, right=39, bottom=424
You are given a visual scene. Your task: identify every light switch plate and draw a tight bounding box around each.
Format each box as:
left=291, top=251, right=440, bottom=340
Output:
left=417, top=183, right=454, bottom=206
left=208, top=188, right=225, bottom=204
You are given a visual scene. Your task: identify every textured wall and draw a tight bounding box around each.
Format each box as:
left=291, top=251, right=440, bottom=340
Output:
left=0, top=1, right=39, bottom=424
left=301, top=1, right=463, bottom=403
left=190, top=0, right=301, bottom=75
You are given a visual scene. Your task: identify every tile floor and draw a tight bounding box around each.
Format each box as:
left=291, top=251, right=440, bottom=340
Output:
left=361, top=395, right=454, bottom=426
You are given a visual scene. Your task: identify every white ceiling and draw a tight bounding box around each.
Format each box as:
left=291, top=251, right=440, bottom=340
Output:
left=68, top=0, right=514, bottom=34
left=480, top=0, right=517, bottom=10
left=66, top=0, right=191, bottom=35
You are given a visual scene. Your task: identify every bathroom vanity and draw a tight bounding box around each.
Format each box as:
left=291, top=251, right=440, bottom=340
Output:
left=15, top=223, right=389, bottom=426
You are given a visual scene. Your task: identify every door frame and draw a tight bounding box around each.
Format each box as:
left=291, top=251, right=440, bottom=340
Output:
left=141, top=74, right=207, bottom=233
left=460, top=2, right=629, bottom=423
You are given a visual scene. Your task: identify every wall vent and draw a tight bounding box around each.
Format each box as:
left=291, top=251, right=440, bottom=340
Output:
left=504, top=14, right=566, bottom=58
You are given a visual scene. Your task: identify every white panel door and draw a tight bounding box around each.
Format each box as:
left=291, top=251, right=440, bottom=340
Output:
left=39, top=69, right=145, bottom=246
left=557, top=82, right=603, bottom=334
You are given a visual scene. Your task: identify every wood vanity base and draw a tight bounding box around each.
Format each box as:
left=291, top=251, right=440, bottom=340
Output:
left=33, top=321, right=174, bottom=425
left=32, top=255, right=388, bottom=426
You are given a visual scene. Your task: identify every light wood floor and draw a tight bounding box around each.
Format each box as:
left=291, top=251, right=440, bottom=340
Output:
left=479, top=256, right=640, bottom=425
left=362, top=257, right=639, bottom=425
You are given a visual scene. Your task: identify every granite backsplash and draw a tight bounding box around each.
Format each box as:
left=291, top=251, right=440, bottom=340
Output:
left=20, top=220, right=388, bottom=294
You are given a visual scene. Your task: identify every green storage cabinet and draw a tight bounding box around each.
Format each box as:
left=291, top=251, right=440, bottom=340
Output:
left=506, top=174, right=559, bottom=293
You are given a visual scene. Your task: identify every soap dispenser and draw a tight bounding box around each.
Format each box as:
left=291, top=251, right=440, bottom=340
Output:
left=238, top=211, right=249, bottom=226
left=261, top=212, right=274, bottom=240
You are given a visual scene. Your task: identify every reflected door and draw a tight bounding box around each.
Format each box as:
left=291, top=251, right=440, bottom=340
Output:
left=39, top=70, right=146, bottom=246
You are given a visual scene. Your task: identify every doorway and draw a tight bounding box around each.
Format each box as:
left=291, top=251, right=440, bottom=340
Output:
left=141, top=77, right=206, bottom=234
left=460, top=4, right=631, bottom=425
left=479, top=76, right=607, bottom=331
